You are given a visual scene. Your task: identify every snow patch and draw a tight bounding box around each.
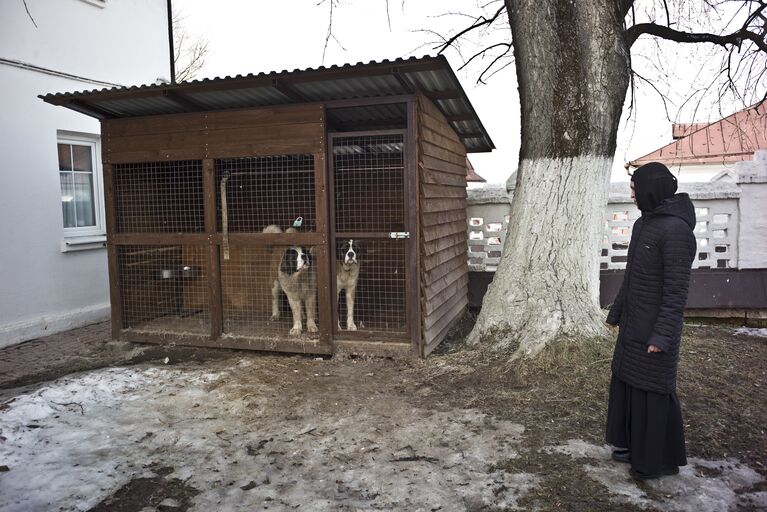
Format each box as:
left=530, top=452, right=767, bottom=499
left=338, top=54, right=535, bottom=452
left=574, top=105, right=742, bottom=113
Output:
left=541, top=438, right=611, bottom=459
left=545, top=440, right=766, bottom=512
left=0, top=364, right=538, bottom=511
left=733, top=327, right=767, bottom=338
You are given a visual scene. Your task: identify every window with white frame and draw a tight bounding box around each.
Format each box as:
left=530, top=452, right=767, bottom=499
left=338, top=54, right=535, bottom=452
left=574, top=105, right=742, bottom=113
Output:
left=57, top=133, right=105, bottom=238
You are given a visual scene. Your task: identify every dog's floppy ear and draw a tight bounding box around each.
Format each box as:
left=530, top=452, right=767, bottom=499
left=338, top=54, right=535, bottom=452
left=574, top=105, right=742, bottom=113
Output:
left=280, top=247, right=297, bottom=275
left=350, top=239, right=363, bottom=257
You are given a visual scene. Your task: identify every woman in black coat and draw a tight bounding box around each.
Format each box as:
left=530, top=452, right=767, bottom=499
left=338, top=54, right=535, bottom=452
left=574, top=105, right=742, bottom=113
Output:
left=605, top=162, right=697, bottom=480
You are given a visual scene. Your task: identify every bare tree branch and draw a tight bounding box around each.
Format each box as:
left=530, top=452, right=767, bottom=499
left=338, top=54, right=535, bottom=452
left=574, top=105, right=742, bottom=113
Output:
left=627, top=21, right=767, bottom=51
left=633, top=69, right=674, bottom=120
left=173, top=11, right=208, bottom=82
left=434, top=4, right=506, bottom=54
left=22, top=0, right=38, bottom=28
left=322, top=0, right=335, bottom=64
left=661, top=0, right=671, bottom=27
left=417, top=1, right=511, bottom=84
left=457, top=42, right=512, bottom=72
left=627, top=0, right=767, bottom=55
left=320, top=0, right=346, bottom=64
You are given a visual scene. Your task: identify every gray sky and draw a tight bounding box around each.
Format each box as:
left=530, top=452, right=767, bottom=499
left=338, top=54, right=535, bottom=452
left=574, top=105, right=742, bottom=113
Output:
left=174, top=0, right=754, bottom=184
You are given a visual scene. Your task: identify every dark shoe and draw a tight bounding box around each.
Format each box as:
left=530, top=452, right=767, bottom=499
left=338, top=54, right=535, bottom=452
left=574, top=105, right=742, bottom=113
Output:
left=612, top=449, right=631, bottom=464
left=630, top=467, right=679, bottom=480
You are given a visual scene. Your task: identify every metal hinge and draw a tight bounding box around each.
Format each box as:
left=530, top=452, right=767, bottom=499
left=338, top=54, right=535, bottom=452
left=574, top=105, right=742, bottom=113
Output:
left=389, top=232, right=410, bottom=239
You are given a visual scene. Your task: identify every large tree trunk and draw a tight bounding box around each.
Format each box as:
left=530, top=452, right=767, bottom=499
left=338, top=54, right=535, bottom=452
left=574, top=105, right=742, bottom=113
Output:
left=468, top=0, right=632, bottom=357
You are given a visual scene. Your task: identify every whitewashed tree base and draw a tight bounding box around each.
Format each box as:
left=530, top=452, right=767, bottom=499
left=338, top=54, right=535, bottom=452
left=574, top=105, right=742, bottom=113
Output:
left=468, top=156, right=612, bottom=357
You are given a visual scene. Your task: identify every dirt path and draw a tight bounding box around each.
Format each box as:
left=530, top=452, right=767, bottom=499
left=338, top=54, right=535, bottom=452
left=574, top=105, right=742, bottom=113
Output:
left=0, top=324, right=765, bottom=511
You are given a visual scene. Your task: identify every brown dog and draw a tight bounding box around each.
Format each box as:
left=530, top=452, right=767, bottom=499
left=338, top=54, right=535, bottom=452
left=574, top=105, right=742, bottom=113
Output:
left=264, top=225, right=317, bottom=336
left=336, top=239, right=360, bottom=331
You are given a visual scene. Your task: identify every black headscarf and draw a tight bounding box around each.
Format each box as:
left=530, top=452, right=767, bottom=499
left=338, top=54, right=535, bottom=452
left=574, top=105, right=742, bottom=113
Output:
left=631, top=162, right=678, bottom=213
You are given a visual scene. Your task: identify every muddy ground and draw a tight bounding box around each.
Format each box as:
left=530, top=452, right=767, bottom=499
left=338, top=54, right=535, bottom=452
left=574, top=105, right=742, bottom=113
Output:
left=0, top=321, right=765, bottom=511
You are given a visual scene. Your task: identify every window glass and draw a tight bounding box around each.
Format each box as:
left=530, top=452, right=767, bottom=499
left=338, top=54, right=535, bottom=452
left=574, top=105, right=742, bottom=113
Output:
left=60, top=171, right=76, bottom=228
left=74, top=172, right=96, bottom=226
left=58, top=142, right=98, bottom=231
left=58, top=144, right=72, bottom=171
left=72, top=145, right=93, bottom=173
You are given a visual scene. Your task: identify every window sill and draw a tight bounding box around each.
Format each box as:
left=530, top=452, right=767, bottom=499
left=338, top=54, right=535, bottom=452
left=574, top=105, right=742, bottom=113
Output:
left=61, top=235, right=107, bottom=253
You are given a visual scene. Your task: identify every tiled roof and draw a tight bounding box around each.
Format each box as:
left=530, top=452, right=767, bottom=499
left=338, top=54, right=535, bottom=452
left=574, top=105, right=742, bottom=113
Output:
left=465, top=158, right=486, bottom=182
left=631, top=101, right=767, bottom=166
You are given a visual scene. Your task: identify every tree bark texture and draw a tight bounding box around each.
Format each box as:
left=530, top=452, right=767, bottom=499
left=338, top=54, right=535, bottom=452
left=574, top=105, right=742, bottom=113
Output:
left=469, top=0, right=631, bottom=357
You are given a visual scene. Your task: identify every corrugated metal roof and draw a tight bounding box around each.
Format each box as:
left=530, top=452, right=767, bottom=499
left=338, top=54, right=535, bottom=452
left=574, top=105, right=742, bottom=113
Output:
left=185, top=86, right=292, bottom=109
left=40, top=55, right=494, bottom=153
left=95, top=96, right=188, bottom=117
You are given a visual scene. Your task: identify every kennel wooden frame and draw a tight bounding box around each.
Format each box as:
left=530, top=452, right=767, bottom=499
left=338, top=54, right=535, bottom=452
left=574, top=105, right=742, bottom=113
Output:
left=42, top=57, right=493, bottom=358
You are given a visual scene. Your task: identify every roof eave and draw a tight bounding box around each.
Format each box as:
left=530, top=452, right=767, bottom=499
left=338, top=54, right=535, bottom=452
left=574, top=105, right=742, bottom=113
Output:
left=40, top=55, right=494, bottom=153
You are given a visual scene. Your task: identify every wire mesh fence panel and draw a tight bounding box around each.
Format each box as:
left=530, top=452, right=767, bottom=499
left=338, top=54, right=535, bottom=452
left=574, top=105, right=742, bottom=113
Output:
left=113, top=161, right=204, bottom=233
left=215, top=155, right=316, bottom=233
left=333, top=134, right=405, bottom=233
left=118, top=245, right=209, bottom=335
left=220, top=244, right=321, bottom=340
left=335, top=239, right=407, bottom=333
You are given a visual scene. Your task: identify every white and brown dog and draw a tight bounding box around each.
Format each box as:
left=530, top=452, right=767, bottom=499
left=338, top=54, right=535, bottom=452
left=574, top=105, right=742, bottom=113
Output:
left=337, top=239, right=360, bottom=331
left=264, top=225, right=317, bottom=336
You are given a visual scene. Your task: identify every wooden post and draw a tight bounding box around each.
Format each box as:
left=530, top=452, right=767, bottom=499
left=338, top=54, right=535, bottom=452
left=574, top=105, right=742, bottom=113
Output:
left=203, top=158, right=223, bottom=339
left=406, top=98, right=422, bottom=356
left=314, top=106, right=333, bottom=349
left=102, top=162, right=123, bottom=338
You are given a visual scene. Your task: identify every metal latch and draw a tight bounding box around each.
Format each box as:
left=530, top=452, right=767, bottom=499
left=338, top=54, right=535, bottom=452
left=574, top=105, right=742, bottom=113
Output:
left=389, top=232, right=410, bottom=239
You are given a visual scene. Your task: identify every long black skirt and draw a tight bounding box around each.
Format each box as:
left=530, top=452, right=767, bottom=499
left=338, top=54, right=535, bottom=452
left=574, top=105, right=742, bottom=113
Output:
left=605, top=374, right=687, bottom=475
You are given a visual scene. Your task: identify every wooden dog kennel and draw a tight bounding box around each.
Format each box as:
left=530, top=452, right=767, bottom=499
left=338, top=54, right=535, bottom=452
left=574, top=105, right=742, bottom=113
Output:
left=41, top=56, right=494, bottom=357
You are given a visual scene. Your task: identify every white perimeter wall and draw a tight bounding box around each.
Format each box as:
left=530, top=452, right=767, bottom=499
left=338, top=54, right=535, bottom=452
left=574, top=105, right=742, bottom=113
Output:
left=735, top=153, right=767, bottom=270
left=0, top=0, right=169, bottom=347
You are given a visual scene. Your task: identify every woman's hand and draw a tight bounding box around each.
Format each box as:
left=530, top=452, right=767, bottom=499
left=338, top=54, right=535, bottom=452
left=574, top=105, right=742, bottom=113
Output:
left=647, top=345, right=662, bottom=353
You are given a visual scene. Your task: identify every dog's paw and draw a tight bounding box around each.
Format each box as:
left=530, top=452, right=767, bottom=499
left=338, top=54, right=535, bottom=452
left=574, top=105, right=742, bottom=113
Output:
left=270, top=314, right=280, bottom=321
left=289, top=326, right=302, bottom=336
left=347, top=321, right=357, bottom=331
left=307, top=322, right=318, bottom=333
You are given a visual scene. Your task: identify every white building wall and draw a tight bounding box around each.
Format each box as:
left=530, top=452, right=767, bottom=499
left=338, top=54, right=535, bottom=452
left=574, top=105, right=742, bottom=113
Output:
left=0, top=0, right=169, bottom=347
left=668, top=163, right=734, bottom=183
left=1, top=0, right=169, bottom=86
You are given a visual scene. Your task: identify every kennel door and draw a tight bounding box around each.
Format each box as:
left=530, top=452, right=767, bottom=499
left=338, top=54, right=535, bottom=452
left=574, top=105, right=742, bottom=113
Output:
left=331, top=132, right=410, bottom=339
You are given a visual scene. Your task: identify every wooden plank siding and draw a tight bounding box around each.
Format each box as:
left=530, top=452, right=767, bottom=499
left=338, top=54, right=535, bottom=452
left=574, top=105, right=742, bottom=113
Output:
left=102, top=104, right=325, bottom=163
left=417, top=94, right=469, bottom=355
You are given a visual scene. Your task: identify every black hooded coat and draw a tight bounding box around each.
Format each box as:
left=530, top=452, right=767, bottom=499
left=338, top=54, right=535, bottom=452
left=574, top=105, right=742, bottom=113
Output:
left=607, top=177, right=697, bottom=394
